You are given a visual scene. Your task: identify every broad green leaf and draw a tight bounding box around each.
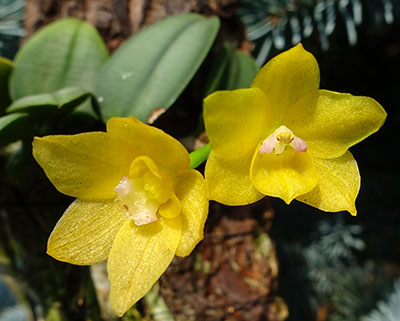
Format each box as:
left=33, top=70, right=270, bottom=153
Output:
left=226, top=48, right=259, bottom=89
left=204, top=42, right=259, bottom=96
left=95, top=13, right=220, bottom=122
left=203, top=43, right=233, bottom=96
left=0, top=57, right=13, bottom=114
left=7, top=87, right=91, bottom=115
left=0, top=113, right=32, bottom=148
left=9, top=18, right=108, bottom=101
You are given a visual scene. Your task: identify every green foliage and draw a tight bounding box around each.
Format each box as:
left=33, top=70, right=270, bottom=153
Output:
left=0, top=14, right=221, bottom=150
left=203, top=42, right=259, bottom=96
left=6, top=87, right=91, bottom=118
left=95, top=13, right=220, bottom=122
left=238, top=0, right=400, bottom=64
left=9, top=18, right=108, bottom=101
left=273, top=212, right=393, bottom=321
left=0, top=0, right=25, bottom=58
left=0, top=113, right=31, bottom=148
left=304, top=218, right=366, bottom=301
left=328, top=262, right=391, bottom=321
left=0, top=57, right=13, bottom=113
left=361, top=279, right=400, bottom=321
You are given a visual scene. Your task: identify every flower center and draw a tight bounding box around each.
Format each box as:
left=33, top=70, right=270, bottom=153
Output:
left=259, top=125, right=307, bottom=155
left=114, top=171, right=170, bottom=226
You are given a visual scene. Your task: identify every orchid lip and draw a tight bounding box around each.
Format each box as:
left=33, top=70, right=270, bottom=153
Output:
left=114, top=176, right=162, bottom=226
left=259, top=125, right=307, bottom=155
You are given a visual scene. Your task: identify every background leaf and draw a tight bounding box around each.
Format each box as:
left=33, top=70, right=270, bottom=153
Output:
left=203, top=42, right=259, bottom=96
left=0, top=57, right=13, bottom=114
left=0, top=113, right=31, bottom=148
left=6, top=87, right=91, bottom=116
left=9, top=18, right=108, bottom=103
left=95, top=13, right=220, bottom=122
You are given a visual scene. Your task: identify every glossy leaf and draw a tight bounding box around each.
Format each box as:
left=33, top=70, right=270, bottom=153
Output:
left=204, top=42, right=259, bottom=96
left=9, top=18, right=108, bottom=101
left=203, top=44, right=232, bottom=96
left=7, top=87, right=91, bottom=115
left=0, top=57, right=13, bottom=114
left=0, top=113, right=32, bottom=148
left=95, top=13, right=220, bottom=122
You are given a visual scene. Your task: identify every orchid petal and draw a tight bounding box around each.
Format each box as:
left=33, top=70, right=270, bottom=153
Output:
left=47, top=199, right=126, bottom=265
left=285, top=90, right=387, bottom=158
left=107, top=116, right=189, bottom=174
left=205, top=150, right=264, bottom=205
left=296, top=151, right=360, bottom=215
left=107, top=216, right=181, bottom=316
left=175, top=169, right=208, bottom=257
left=250, top=147, right=318, bottom=204
left=203, top=87, right=271, bottom=158
left=33, top=133, right=138, bottom=199
left=251, top=43, right=320, bottom=128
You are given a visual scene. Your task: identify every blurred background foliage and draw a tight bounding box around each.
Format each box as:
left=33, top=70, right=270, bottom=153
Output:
left=0, top=0, right=24, bottom=59
left=1, top=0, right=399, bottom=320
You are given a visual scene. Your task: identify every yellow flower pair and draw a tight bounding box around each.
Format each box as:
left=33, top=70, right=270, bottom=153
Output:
left=32, top=44, right=386, bottom=316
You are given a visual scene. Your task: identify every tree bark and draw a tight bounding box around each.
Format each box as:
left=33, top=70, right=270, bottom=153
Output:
left=24, top=0, right=239, bottom=52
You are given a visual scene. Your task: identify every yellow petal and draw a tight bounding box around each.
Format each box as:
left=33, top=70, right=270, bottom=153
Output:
left=285, top=90, right=387, bottom=159
left=107, top=216, right=182, bottom=316
left=203, top=88, right=271, bottom=158
left=250, top=147, right=319, bottom=204
left=251, top=43, right=320, bottom=129
left=33, top=133, right=138, bottom=199
left=158, top=194, right=181, bottom=219
left=47, top=199, right=127, bottom=265
left=106, top=117, right=189, bottom=174
left=129, top=155, right=164, bottom=180
left=205, top=150, right=264, bottom=205
left=296, top=151, right=360, bottom=215
left=174, top=169, right=208, bottom=257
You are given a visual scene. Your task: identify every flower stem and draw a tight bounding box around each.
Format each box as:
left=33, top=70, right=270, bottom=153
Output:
left=189, top=143, right=211, bottom=169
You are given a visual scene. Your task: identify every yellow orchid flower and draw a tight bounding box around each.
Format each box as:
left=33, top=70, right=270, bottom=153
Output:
left=203, top=43, right=386, bottom=215
left=32, top=116, right=208, bottom=316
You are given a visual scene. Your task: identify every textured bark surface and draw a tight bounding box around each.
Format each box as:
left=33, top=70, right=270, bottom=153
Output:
left=24, top=0, right=239, bottom=52
left=160, top=200, right=288, bottom=321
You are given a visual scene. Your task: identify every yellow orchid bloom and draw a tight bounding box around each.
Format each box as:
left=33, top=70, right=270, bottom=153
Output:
left=204, top=43, right=386, bottom=215
left=32, top=116, right=208, bottom=316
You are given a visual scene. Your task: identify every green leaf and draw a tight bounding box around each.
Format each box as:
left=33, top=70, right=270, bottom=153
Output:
left=204, top=42, right=259, bottom=96
left=6, top=87, right=91, bottom=115
left=0, top=57, right=13, bottom=114
left=95, top=13, right=220, bottom=122
left=9, top=18, right=108, bottom=101
left=0, top=113, right=32, bottom=148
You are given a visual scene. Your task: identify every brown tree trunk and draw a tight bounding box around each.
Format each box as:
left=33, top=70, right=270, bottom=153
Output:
left=23, top=1, right=286, bottom=320
left=24, top=0, right=239, bottom=52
